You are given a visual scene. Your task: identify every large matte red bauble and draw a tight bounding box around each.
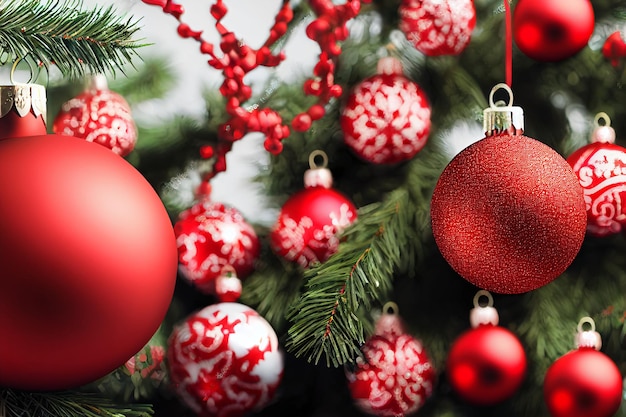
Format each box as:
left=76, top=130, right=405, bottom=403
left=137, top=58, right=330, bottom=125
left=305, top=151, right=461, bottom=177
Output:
left=175, top=200, right=260, bottom=295
left=513, top=0, right=594, bottom=62
left=544, top=348, right=622, bottom=417
left=431, top=133, right=586, bottom=294
left=168, top=302, right=284, bottom=417
left=340, top=60, right=431, bottom=164
left=447, top=325, right=527, bottom=405
left=567, top=142, right=626, bottom=237
left=0, top=135, right=177, bottom=390
left=53, top=75, right=137, bottom=156
left=346, top=307, right=435, bottom=416
left=270, top=186, right=357, bottom=268
left=399, top=0, right=476, bottom=56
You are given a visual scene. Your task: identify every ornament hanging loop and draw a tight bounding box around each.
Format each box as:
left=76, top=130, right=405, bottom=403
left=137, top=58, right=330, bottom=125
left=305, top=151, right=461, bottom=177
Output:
left=470, top=290, right=499, bottom=327
left=591, top=112, right=616, bottom=144
left=575, top=316, right=602, bottom=350
left=483, top=83, right=524, bottom=136
left=9, top=56, right=40, bottom=85
left=305, top=150, right=333, bottom=189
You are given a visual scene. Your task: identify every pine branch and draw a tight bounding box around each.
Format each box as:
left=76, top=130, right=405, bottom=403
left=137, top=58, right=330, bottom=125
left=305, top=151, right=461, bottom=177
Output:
left=286, top=187, right=418, bottom=367
left=0, top=0, right=143, bottom=78
left=0, top=389, right=153, bottom=417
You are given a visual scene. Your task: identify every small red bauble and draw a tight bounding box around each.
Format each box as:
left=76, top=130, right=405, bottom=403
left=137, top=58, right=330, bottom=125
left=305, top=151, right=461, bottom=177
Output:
left=603, top=32, right=626, bottom=67
left=447, top=291, right=527, bottom=405
left=399, top=0, right=476, bottom=56
left=346, top=303, right=435, bottom=416
left=168, top=302, right=284, bottom=417
left=544, top=317, right=622, bottom=417
left=431, top=84, right=586, bottom=294
left=175, top=198, right=260, bottom=295
left=341, top=57, right=431, bottom=164
left=567, top=113, right=626, bottom=237
left=270, top=151, right=357, bottom=268
left=0, top=134, right=177, bottom=390
left=513, top=0, right=594, bottom=62
left=53, top=74, right=137, bottom=156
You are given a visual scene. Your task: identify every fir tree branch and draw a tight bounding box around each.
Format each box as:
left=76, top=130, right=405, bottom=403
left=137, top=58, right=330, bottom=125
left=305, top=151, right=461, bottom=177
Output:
left=286, top=187, right=416, bottom=367
left=0, top=389, right=153, bottom=417
left=0, top=0, right=143, bottom=78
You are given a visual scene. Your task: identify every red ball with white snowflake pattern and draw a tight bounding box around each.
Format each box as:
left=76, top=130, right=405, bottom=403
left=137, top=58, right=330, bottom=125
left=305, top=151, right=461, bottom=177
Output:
left=174, top=191, right=260, bottom=295
left=270, top=151, right=357, bottom=268
left=53, top=75, right=137, bottom=157
left=567, top=113, right=626, bottom=237
left=168, top=302, right=284, bottom=417
left=399, top=0, right=476, bottom=56
left=341, top=57, right=431, bottom=164
left=346, top=302, right=436, bottom=417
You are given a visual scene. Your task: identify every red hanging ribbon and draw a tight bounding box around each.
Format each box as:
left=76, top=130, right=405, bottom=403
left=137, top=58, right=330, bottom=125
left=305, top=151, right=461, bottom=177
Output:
left=504, top=0, right=512, bottom=86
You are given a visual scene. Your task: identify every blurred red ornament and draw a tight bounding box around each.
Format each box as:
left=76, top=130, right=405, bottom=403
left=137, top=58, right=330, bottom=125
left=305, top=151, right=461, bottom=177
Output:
left=346, top=302, right=436, bottom=416
left=602, top=32, right=626, bottom=67
left=513, top=0, right=594, bottom=62
left=544, top=317, right=622, bottom=417
left=175, top=191, right=260, bottom=295
left=53, top=74, right=137, bottom=156
left=399, top=0, right=476, bottom=56
left=447, top=291, right=527, bottom=405
left=0, top=132, right=177, bottom=391
left=168, top=302, right=284, bottom=417
left=270, top=151, right=357, bottom=268
left=431, top=84, right=586, bottom=293
left=341, top=57, right=431, bottom=164
left=567, top=112, right=626, bottom=237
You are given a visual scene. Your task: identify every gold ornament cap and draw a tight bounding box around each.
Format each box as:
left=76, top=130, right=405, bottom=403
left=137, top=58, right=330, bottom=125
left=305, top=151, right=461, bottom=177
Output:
left=483, top=83, right=523, bottom=136
left=0, top=83, right=47, bottom=124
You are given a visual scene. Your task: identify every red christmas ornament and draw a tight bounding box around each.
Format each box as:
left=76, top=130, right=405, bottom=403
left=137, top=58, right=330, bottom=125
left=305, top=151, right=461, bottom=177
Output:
left=270, top=151, right=357, bottom=268
left=447, top=291, right=527, bottom=405
left=346, top=302, right=436, bottom=416
left=53, top=74, right=137, bottom=156
left=431, top=84, right=586, bottom=294
left=0, top=131, right=177, bottom=390
left=399, top=0, right=476, bottom=56
left=341, top=57, right=431, bottom=164
left=602, top=32, right=626, bottom=67
left=567, top=112, right=626, bottom=237
left=544, top=317, right=622, bottom=417
left=175, top=188, right=260, bottom=295
left=168, top=302, right=284, bottom=417
left=513, top=0, right=594, bottom=62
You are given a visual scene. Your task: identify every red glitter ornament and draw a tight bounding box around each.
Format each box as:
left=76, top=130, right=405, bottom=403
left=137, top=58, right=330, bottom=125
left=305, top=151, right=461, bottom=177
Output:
left=175, top=187, right=260, bottom=295
left=544, top=317, right=622, bottom=417
left=168, top=302, right=284, bottom=417
left=270, top=151, right=357, bottom=268
left=341, top=57, right=431, bottom=164
left=346, top=302, right=436, bottom=417
left=513, top=0, right=594, bottom=62
left=430, top=84, right=586, bottom=294
left=602, top=31, right=626, bottom=67
left=53, top=75, right=137, bottom=157
left=447, top=291, right=527, bottom=405
left=567, top=112, right=626, bottom=237
left=399, top=0, right=476, bottom=56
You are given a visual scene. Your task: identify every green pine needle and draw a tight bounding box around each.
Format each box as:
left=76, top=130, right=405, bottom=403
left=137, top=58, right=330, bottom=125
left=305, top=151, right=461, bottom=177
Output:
left=0, top=0, right=144, bottom=78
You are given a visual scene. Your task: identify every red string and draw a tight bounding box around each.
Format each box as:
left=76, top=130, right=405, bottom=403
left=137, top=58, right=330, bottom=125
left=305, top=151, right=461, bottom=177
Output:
left=504, top=0, right=512, bottom=86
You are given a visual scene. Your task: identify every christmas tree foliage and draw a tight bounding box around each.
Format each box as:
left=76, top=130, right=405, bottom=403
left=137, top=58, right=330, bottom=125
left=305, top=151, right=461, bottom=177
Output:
left=4, top=0, right=626, bottom=416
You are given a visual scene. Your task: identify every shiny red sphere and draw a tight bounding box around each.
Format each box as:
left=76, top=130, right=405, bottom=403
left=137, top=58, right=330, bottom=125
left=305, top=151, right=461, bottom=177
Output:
left=0, top=134, right=177, bottom=390
left=513, top=0, right=594, bottom=62
left=270, top=186, right=357, bottom=268
left=431, top=133, right=587, bottom=294
left=447, top=325, right=527, bottom=405
left=544, top=348, right=622, bottom=417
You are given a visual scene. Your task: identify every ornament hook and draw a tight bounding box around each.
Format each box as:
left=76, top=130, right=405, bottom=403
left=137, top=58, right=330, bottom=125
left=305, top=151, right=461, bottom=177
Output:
left=473, top=290, right=494, bottom=308
left=309, top=150, right=328, bottom=169
left=483, top=83, right=524, bottom=136
left=10, top=56, right=40, bottom=85
left=575, top=316, right=602, bottom=350
left=382, top=301, right=399, bottom=316
left=591, top=112, right=616, bottom=144
left=470, top=290, right=499, bottom=327
left=594, top=112, right=611, bottom=127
